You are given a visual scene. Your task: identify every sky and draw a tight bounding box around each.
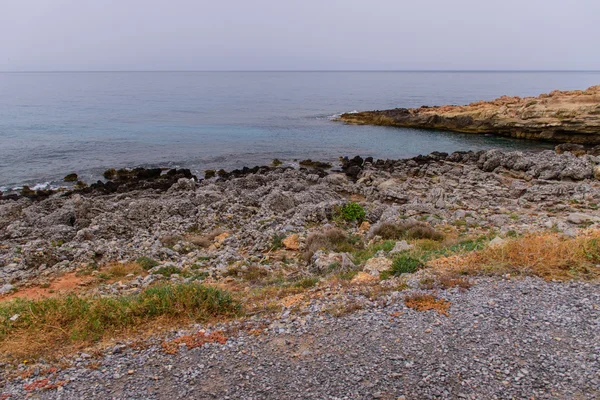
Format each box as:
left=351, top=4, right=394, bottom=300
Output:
left=1, top=0, right=599, bottom=71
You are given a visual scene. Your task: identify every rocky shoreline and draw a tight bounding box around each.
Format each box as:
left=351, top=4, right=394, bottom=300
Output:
left=2, top=147, right=600, bottom=398
left=338, top=85, right=600, bottom=144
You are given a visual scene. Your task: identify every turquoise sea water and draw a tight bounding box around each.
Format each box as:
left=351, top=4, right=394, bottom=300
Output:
left=1, top=71, right=599, bottom=189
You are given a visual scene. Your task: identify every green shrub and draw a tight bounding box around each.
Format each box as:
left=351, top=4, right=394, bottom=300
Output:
left=154, top=265, right=183, bottom=277
left=136, top=256, right=159, bottom=270
left=338, top=202, right=366, bottom=222
left=294, top=277, right=319, bottom=288
left=381, top=255, right=423, bottom=278
left=270, top=234, right=285, bottom=251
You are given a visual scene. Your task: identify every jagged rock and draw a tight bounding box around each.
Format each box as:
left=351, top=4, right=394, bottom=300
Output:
left=389, top=240, right=413, bottom=254
left=363, top=257, right=392, bottom=276
left=488, top=236, right=507, bottom=248
left=310, top=251, right=355, bottom=274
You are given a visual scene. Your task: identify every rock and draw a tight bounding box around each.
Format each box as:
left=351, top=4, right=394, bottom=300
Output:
left=363, top=257, right=392, bottom=276
left=358, top=221, right=371, bottom=232
left=351, top=271, right=378, bottom=283
left=339, top=86, right=600, bottom=144
left=389, top=240, right=413, bottom=254
left=555, top=143, right=586, bottom=156
left=63, top=173, right=78, bottom=182
left=282, top=234, right=299, bottom=250
left=0, top=284, right=14, bottom=294
left=488, top=236, right=507, bottom=248
left=310, top=251, right=355, bottom=274
left=593, top=165, right=600, bottom=180
left=567, top=213, right=599, bottom=225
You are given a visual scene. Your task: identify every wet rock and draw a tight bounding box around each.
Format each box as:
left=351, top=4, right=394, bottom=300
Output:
left=63, top=173, right=78, bottom=182
left=556, top=143, right=585, bottom=156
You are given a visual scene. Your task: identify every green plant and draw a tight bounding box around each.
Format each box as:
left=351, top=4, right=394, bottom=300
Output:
left=154, top=265, right=184, bottom=278
left=338, top=202, right=366, bottom=222
left=294, top=277, right=319, bottom=289
left=136, top=256, right=159, bottom=270
left=381, top=255, right=422, bottom=278
left=0, top=283, right=241, bottom=344
left=270, top=234, right=285, bottom=251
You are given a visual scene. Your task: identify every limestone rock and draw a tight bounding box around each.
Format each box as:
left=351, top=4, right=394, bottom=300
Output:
left=339, top=85, right=600, bottom=144
left=282, top=234, right=299, bottom=250
left=389, top=240, right=413, bottom=254
left=363, top=257, right=392, bottom=276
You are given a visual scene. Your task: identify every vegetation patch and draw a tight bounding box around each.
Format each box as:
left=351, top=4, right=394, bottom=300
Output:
left=136, top=256, right=159, bottom=270
left=371, top=221, right=444, bottom=241
left=336, top=202, right=366, bottom=222
left=429, top=231, right=600, bottom=280
left=0, top=283, right=241, bottom=360
left=185, top=228, right=225, bottom=248
left=161, top=330, right=228, bottom=354
left=381, top=255, right=423, bottom=279
left=303, top=228, right=359, bottom=261
left=404, top=293, right=450, bottom=316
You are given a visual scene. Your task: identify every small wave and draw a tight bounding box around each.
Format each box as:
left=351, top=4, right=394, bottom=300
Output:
left=32, top=182, right=52, bottom=190
left=327, top=110, right=359, bottom=120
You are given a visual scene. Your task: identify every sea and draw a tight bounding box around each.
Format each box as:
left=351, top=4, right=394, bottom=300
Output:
left=1, top=71, right=599, bottom=190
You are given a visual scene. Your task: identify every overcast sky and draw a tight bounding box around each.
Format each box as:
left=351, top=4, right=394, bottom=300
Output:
left=1, top=0, right=598, bottom=71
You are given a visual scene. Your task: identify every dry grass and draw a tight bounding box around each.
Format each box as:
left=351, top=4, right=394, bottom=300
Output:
left=224, top=265, right=270, bottom=283
left=429, top=231, right=600, bottom=280
left=104, top=262, right=145, bottom=279
left=0, top=283, right=240, bottom=362
left=185, top=228, right=225, bottom=248
left=161, top=330, right=228, bottom=354
left=303, top=228, right=357, bottom=261
left=371, top=221, right=444, bottom=241
left=404, top=293, right=450, bottom=316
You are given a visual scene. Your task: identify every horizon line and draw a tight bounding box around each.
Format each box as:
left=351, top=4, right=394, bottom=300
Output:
left=1, top=69, right=600, bottom=73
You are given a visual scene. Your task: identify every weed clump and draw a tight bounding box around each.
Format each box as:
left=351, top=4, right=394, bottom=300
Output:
left=136, top=256, right=159, bottom=270
left=337, top=202, right=366, bottom=222
left=186, top=229, right=224, bottom=248
left=381, top=255, right=423, bottom=279
left=371, top=221, right=444, bottom=241
left=404, top=293, right=450, bottom=316
left=294, top=277, right=319, bottom=288
left=303, top=228, right=358, bottom=261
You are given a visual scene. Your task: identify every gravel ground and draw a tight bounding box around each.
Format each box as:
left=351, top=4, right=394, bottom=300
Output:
left=3, top=277, right=600, bottom=399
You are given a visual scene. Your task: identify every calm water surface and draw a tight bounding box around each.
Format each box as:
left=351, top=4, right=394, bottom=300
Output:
left=1, top=71, right=599, bottom=189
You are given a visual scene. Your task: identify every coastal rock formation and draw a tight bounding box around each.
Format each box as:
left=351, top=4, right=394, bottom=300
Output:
left=339, top=86, right=600, bottom=144
left=3, top=148, right=600, bottom=285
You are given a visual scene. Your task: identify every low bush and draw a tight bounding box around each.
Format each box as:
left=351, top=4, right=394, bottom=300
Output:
left=186, top=229, right=224, bottom=248
left=136, top=256, right=159, bottom=270
left=383, top=255, right=423, bottom=278
left=337, top=202, right=366, bottom=222
left=303, top=228, right=358, bottom=261
left=371, top=221, right=444, bottom=241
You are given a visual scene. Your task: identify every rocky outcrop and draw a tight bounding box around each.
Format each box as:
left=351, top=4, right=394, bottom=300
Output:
left=4, top=148, right=600, bottom=286
left=339, top=86, right=600, bottom=144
